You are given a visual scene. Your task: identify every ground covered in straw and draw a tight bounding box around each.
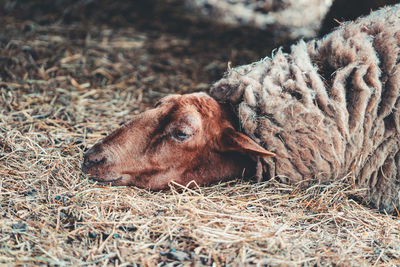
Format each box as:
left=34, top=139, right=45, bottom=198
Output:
left=1, top=1, right=399, bottom=266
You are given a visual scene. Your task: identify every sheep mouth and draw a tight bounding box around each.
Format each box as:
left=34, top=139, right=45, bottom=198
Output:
left=88, top=175, right=124, bottom=185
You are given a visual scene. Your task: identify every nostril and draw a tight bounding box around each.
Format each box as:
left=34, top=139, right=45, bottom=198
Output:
left=83, top=150, right=107, bottom=170
left=87, top=155, right=107, bottom=166
left=92, top=156, right=106, bottom=165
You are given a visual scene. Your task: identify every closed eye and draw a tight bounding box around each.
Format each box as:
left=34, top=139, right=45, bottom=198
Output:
left=154, top=101, right=162, bottom=108
left=171, top=128, right=193, bottom=142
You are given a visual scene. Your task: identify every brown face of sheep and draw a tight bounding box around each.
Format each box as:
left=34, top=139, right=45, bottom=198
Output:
left=82, top=93, right=275, bottom=190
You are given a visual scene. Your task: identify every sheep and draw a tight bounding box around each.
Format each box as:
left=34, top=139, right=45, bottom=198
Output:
left=82, top=4, right=400, bottom=213
left=184, top=0, right=334, bottom=39
left=184, top=0, right=396, bottom=40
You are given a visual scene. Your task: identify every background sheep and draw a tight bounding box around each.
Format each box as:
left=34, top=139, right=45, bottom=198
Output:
left=183, top=0, right=399, bottom=40
left=184, top=0, right=334, bottom=39
left=210, top=4, right=400, bottom=212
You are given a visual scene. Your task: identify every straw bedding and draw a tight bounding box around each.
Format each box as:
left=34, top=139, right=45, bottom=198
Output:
left=210, top=4, right=400, bottom=213
left=1, top=1, right=399, bottom=266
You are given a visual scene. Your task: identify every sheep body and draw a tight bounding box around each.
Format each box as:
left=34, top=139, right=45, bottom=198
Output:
left=210, top=4, right=400, bottom=212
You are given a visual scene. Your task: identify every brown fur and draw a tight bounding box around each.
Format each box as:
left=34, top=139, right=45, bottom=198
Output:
left=82, top=93, right=274, bottom=190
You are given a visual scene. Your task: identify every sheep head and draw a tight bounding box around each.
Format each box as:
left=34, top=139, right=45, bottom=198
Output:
left=82, top=93, right=275, bottom=190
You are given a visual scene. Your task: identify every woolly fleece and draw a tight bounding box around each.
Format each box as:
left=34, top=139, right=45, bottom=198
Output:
left=210, top=4, right=400, bottom=212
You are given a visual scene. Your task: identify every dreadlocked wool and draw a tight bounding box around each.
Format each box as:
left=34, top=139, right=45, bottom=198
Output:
left=210, top=4, right=400, bottom=212
left=184, top=0, right=333, bottom=39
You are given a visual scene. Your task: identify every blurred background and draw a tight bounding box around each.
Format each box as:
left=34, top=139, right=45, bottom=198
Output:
left=1, top=0, right=397, bottom=97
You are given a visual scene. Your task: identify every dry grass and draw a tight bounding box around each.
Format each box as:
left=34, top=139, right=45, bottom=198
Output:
left=1, top=1, right=399, bottom=266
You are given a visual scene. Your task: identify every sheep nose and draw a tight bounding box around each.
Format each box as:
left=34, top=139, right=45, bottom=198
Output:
left=82, top=146, right=107, bottom=173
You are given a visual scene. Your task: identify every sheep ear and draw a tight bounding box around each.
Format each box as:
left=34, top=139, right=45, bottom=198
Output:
left=220, top=128, right=275, bottom=157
